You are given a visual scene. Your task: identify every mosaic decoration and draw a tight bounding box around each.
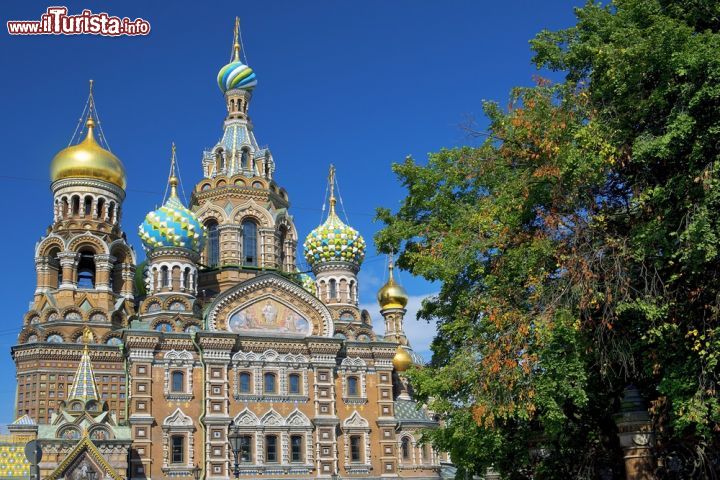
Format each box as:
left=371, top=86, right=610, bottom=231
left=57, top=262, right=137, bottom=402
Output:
left=217, top=61, right=257, bottom=92
left=227, top=299, right=311, bottom=336
left=299, top=273, right=316, bottom=296
left=303, top=211, right=366, bottom=267
left=139, top=195, right=205, bottom=252
left=0, top=443, right=31, bottom=478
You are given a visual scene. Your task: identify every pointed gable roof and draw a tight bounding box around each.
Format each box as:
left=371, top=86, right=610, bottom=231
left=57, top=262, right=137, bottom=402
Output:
left=67, top=329, right=99, bottom=402
left=46, top=434, right=122, bottom=480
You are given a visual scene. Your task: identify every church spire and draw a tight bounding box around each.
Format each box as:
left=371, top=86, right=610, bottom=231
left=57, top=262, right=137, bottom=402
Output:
left=232, top=16, right=241, bottom=62
left=67, top=328, right=99, bottom=402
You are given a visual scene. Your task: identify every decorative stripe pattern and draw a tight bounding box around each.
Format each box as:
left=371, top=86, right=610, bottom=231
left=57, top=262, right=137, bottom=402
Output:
left=217, top=61, right=257, bottom=92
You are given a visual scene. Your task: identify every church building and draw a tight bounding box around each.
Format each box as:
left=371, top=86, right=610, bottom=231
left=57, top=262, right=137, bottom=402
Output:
left=10, top=18, right=447, bottom=480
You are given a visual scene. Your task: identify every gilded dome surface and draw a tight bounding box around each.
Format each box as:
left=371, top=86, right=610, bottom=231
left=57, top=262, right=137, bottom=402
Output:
left=303, top=210, right=366, bottom=267
left=392, top=346, right=414, bottom=372
left=50, top=118, right=126, bottom=189
left=377, top=263, right=409, bottom=309
left=139, top=182, right=205, bottom=253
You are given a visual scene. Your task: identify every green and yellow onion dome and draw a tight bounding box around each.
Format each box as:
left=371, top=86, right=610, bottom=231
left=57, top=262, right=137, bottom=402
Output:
left=138, top=182, right=205, bottom=253
left=300, top=273, right=317, bottom=296
left=303, top=209, right=366, bottom=267
left=50, top=117, right=126, bottom=189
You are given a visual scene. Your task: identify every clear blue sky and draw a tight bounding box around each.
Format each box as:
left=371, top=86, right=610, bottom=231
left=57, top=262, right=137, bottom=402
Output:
left=0, top=0, right=581, bottom=424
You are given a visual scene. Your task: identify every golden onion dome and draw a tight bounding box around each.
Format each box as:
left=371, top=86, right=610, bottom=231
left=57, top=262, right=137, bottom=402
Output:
left=50, top=117, right=126, bottom=189
left=377, top=261, right=409, bottom=310
left=392, top=346, right=413, bottom=372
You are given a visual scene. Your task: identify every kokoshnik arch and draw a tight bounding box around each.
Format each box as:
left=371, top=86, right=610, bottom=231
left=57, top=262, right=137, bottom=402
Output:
left=7, top=17, right=450, bottom=480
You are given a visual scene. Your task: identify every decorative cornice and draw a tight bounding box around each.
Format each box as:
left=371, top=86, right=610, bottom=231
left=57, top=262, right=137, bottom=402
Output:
left=51, top=178, right=126, bottom=200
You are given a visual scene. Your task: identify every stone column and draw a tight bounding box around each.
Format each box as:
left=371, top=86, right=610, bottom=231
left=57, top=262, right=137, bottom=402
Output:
left=58, top=252, right=79, bottom=290
left=120, top=263, right=136, bottom=299
left=614, top=385, right=656, bottom=480
left=94, top=254, right=115, bottom=292
left=34, top=256, right=49, bottom=294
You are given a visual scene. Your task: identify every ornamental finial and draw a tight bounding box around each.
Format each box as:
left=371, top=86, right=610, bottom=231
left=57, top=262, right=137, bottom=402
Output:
left=169, top=142, right=178, bottom=198
left=85, top=79, right=96, bottom=131
left=328, top=164, right=336, bottom=215
left=232, top=16, right=241, bottom=62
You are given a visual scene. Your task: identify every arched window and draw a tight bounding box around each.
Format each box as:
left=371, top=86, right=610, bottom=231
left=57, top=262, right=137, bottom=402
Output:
left=347, top=376, right=359, bottom=396
left=241, top=148, right=249, bottom=171
left=83, top=196, right=92, bottom=216
left=71, top=196, right=80, bottom=216
left=329, top=279, right=337, bottom=299
left=48, top=248, right=62, bottom=289
left=47, top=334, right=64, bottom=343
left=421, top=443, right=430, bottom=463
left=288, top=373, right=301, bottom=394
left=206, top=221, right=219, bottom=267
left=171, top=371, right=184, bottom=392
left=242, top=220, right=257, bottom=266
left=161, top=266, right=170, bottom=288
left=278, top=226, right=287, bottom=270
left=183, top=268, right=190, bottom=290
left=107, top=202, right=115, bottom=223
left=402, top=437, right=411, bottom=460
left=239, top=372, right=251, bottom=393
left=77, top=251, right=96, bottom=289
left=263, top=372, right=276, bottom=394
left=96, top=198, right=105, bottom=219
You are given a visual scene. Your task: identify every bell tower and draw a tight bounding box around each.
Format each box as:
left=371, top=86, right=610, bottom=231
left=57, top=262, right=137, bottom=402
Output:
left=13, top=82, right=134, bottom=425
left=191, top=18, right=298, bottom=295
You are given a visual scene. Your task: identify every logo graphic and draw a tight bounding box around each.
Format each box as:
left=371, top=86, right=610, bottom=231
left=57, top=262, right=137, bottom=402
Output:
left=7, top=7, right=150, bottom=36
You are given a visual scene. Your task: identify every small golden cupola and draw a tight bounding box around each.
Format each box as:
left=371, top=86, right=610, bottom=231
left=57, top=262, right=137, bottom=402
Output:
left=50, top=81, right=126, bottom=189
left=392, top=345, right=414, bottom=372
left=377, top=259, right=409, bottom=310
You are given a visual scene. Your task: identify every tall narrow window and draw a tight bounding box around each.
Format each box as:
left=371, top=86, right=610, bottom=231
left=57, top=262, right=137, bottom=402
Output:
left=401, top=437, right=411, bottom=460
left=278, top=226, right=287, bottom=270
left=329, top=279, right=337, bottom=299
left=241, top=148, right=250, bottom=171
left=290, top=435, right=303, bottom=462
left=171, top=435, right=184, bottom=463
left=422, top=443, right=430, bottom=463
left=347, top=376, right=359, bottom=397
left=242, top=220, right=257, bottom=266
left=288, top=373, right=301, bottom=395
left=265, top=435, right=278, bottom=463
left=239, top=372, right=251, bottom=393
left=264, top=372, right=276, bottom=394
left=77, top=251, right=96, bottom=289
left=171, top=371, right=184, bottom=392
left=239, top=435, right=252, bottom=462
left=83, top=196, right=92, bottom=216
left=72, top=196, right=80, bottom=215
left=350, top=435, right=362, bottom=462
left=206, top=221, right=219, bottom=267
left=161, top=266, right=170, bottom=288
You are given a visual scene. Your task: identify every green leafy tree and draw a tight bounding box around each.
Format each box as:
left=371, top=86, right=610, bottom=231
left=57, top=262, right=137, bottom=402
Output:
left=377, top=1, right=720, bottom=477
